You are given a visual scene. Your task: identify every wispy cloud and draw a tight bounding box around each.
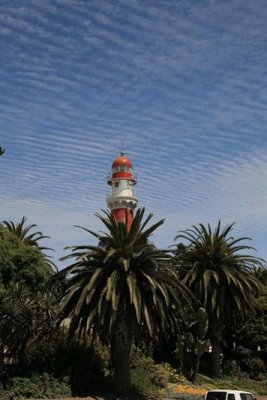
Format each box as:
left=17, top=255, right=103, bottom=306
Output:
left=0, top=0, right=266, bottom=265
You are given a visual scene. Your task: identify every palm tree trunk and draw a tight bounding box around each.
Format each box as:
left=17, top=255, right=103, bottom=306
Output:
left=0, top=339, right=4, bottom=377
left=210, top=337, right=221, bottom=377
left=111, top=311, right=133, bottom=396
left=209, top=320, right=222, bottom=377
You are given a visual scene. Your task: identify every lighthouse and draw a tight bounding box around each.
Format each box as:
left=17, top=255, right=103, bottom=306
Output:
left=107, top=152, right=138, bottom=230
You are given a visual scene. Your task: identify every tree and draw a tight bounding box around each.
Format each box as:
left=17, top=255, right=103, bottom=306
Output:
left=174, top=307, right=209, bottom=382
left=0, top=283, right=59, bottom=369
left=0, top=218, right=57, bottom=374
left=174, top=222, right=262, bottom=377
left=58, top=208, right=190, bottom=395
left=236, top=265, right=267, bottom=351
left=251, top=265, right=267, bottom=285
left=0, top=217, right=56, bottom=290
left=2, top=216, right=54, bottom=259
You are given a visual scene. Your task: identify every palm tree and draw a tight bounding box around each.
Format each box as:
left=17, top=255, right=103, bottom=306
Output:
left=58, top=208, right=190, bottom=395
left=1, top=216, right=56, bottom=272
left=2, top=216, right=48, bottom=247
left=174, top=221, right=262, bottom=377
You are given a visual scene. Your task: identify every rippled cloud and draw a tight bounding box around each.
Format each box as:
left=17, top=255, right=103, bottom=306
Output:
left=0, top=0, right=266, bottom=265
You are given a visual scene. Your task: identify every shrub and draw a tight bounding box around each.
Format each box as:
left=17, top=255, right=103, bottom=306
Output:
left=223, top=359, right=242, bottom=377
left=11, top=374, right=71, bottom=398
left=25, top=329, right=110, bottom=380
left=131, top=348, right=188, bottom=394
left=166, top=364, right=187, bottom=384
left=131, top=349, right=169, bottom=392
left=242, top=357, right=266, bottom=380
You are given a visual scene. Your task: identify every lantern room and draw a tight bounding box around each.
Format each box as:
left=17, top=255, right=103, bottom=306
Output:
left=108, top=153, right=136, bottom=185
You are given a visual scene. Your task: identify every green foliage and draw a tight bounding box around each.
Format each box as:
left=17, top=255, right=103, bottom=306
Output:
left=11, top=374, right=71, bottom=398
left=237, top=284, right=267, bottom=351
left=59, top=208, right=190, bottom=341
left=174, top=333, right=209, bottom=368
left=174, top=221, right=262, bottom=376
left=0, top=212, right=265, bottom=398
left=0, top=218, right=58, bottom=371
left=0, top=283, right=59, bottom=369
left=57, top=208, right=192, bottom=395
left=242, top=357, right=266, bottom=380
left=251, top=265, right=267, bottom=285
left=130, top=348, right=186, bottom=394
left=173, top=307, right=209, bottom=382
left=25, top=329, right=109, bottom=378
left=131, top=351, right=169, bottom=392
left=23, top=329, right=111, bottom=396
left=175, top=222, right=262, bottom=321
left=166, top=364, right=186, bottom=384
left=222, top=359, right=242, bottom=377
left=0, top=224, right=55, bottom=291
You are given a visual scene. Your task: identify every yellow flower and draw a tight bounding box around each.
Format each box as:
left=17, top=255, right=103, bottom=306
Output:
left=174, top=384, right=206, bottom=395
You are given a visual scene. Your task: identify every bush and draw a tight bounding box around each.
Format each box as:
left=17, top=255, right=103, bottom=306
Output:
left=24, top=330, right=111, bottom=396
left=242, top=357, right=266, bottom=380
left=11, top=374, right=71, bottom=398
left=223, top=359, right=242, bottom=377
left=131, top=349, right=170, bottom=393
left=25, top=329, right=110, bottom=378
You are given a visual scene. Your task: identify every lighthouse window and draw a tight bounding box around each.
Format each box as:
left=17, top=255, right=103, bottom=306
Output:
left=112, top=166, right=132, bottom=173
left=115, top=182, right=120, bottom=188
left=112, top=166, right=132, bottom=172
left=121, top=166, right=131, bottom=172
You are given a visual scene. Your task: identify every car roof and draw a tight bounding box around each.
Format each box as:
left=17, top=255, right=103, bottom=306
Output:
left=207, top=390, right=253, bottom=394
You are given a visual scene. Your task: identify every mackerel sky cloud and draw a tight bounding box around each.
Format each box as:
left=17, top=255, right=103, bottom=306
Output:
left=0, top=0, right=266, bottom=266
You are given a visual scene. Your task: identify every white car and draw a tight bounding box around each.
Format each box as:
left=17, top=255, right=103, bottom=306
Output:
left=205, top=390, right=256, bottom=400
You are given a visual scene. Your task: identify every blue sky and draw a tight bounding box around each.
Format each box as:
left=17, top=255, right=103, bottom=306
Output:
left=0, top=0, right=267, bottom=267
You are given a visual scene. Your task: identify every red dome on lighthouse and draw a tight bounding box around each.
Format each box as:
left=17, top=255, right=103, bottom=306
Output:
left=112, top=152, right=133, bottom=169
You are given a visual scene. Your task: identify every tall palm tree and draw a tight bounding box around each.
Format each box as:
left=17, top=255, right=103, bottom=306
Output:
left=174, top=221, right=262, bottom=377
left=58, top=208, right=190, bottom=395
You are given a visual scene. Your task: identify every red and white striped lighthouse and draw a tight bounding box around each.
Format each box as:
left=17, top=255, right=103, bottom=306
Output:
left=107, top=152, right=138, bottom=230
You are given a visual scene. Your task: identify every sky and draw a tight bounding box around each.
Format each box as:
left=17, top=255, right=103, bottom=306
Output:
left=0, top=0, right=267, bottom=268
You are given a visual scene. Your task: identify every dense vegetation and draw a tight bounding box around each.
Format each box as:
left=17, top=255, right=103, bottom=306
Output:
left=0, top=211, right=266, bottom=399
